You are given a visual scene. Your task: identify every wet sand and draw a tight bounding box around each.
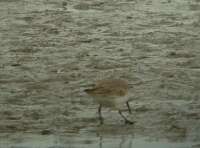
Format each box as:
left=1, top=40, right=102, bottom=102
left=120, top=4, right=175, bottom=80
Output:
left=0, top=0, right=200, bottom=147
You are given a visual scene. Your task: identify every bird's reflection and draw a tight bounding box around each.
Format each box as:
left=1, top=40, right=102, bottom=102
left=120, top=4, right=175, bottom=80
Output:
left=99, top=136, right=102, bottom=148
left=98, top=134, right=134, bottom=148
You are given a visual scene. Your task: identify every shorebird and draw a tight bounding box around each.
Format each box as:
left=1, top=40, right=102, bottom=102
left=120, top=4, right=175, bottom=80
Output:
left=84, top=79, right=134, bottom=124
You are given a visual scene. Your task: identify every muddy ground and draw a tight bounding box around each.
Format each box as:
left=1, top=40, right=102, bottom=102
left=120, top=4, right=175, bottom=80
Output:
left=0, top=0, right=200, bottom=147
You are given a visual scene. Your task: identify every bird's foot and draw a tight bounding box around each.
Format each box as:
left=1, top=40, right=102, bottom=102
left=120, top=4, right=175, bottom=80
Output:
left=125, top=119, right=135, bottom=125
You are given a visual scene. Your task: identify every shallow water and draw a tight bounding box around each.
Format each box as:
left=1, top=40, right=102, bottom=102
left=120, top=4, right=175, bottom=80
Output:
left=0, top=133, right=198, bottom=148
left=0, top=0, right=200, bottom=147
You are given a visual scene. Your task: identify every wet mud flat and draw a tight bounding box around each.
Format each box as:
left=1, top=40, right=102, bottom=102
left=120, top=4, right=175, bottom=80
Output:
left=0, top=0, right=200, bottom=147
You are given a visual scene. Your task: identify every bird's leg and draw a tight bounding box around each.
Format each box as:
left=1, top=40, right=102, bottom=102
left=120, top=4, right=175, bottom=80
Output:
left=118, top=110, right=134, bottom=124
left=126, top=101, right=132, bottom=114
left=98, top=104, right=104, bottom=124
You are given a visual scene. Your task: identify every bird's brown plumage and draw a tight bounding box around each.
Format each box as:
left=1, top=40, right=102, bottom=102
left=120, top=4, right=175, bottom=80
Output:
left=85, top=79, right=128, bottom=97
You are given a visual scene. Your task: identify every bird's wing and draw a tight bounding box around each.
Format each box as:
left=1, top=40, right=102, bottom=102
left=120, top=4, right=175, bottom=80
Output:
left=90, top=86, right=113, bottom=96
